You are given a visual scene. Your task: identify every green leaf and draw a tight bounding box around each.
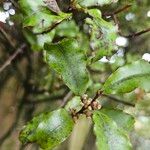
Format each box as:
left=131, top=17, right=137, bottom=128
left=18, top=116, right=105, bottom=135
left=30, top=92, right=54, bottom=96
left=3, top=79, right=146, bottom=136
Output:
left=86, top=9, right=118, bottom=62
left=87, top=83, right=102, bottom=97
left=93, top=111, right=132, bottom=150
left=19, top=109, right=74, bottom=149
left=23, top=29, right=55, bottom=51
left=55, top=20, right=89, bottom=53
left=55, top=20, right=79, bottom=38
left=19, top=0, right=44, bottom=15
left=77, top=0, right=118, bottom=7
left=103, top=60, right=150, bottom=94
left=65, top=96, right=83, bottom=112
left=101, top=108, right=135, bottom=132
left=19, top=0, right=71, bottom=33
left=44, top=38, right=90, bottom=95
left=23, top=9, right=70, bottom=34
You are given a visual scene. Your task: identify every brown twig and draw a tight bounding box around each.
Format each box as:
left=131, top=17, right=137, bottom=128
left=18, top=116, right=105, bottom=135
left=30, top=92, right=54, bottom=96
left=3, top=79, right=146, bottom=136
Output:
left=75, top=90, right=103, bottom=116
left=76, top=92, right=135, bottom=117
left=92, top=90, right=103, bottom=102
left=0, top=25, right=16, bottom=48
left=9, top=0, right=20, bottom=10
left=124, top=27, right=150, bottom=38
left=104, top=5, right=150, bottom=38
left=113, top=4, right=132, bottom=15
left=0, top=44, right=26, bottom=73
left=110, top=16, right=150, bottom=39
left=70, top=89, right=135, bottom=122
left=103, top=5, right=132, bottom=36
left=103, top=4, right=150, bottom=39
left=104, top=4, right=132, bottom=16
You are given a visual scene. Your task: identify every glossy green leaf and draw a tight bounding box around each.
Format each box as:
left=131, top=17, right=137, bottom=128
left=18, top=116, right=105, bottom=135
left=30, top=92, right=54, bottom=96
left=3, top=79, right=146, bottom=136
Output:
left=44, top=38, right=90, bottom=95
left=103, top=60, right=150, bottom=94
left=19, top=0, right=71, bottom=34
left=77, top=0, right=118, bottom=7
left=19, top=109, right=74, bottom=149
left=93, top=111, right=132, bottom=150
left=86, top=9, right=118, bottom=62
left=101, top=108, right=135, bottom=132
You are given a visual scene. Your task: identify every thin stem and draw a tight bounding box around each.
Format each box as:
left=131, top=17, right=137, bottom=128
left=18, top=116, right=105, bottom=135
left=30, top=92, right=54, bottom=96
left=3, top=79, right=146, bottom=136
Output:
left=124, top=27, right=150, bottom=38
left=9, top=0, right=20, bottom=10
left=104, top=5, right=132, bottom=16
left=0, top=26, right=16, bottom=48
left=76, top=90, right=103, bottom=115
left=92, top=90, right=103, bottom=102
left=0, top=44, right=26, bottom=73
left=113, top=5, right=132, bottom=15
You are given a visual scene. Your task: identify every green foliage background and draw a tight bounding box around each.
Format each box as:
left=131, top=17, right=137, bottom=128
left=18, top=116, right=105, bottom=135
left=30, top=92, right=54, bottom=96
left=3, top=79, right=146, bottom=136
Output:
left=0, top=0, right=150, bottom=150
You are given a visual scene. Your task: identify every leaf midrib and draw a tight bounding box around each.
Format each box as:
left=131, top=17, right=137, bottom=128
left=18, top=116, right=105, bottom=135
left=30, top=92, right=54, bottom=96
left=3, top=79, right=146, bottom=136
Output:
left=57, top=43, right=79, bottom=90
left=106, top=72, right=150, bottom=89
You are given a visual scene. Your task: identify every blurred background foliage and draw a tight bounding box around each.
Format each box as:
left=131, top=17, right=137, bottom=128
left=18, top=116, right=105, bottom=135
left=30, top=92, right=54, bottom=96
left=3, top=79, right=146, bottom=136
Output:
left=0, top=0, right=150, bottom=150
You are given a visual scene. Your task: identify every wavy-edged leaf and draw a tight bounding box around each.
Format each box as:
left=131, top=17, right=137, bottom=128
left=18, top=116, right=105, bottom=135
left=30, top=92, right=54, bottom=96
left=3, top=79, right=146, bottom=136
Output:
left=19, top=0, right=71, bottom=34
left=44, top=38, right=90, bottom=95
left=19, top=109, right=74, bottom=149
left=103, top=60, right=150, bottom=94
left=101, top=108, right=135, bottom=132
left=93, top=111, right=132, bottom=150
left=86, top=9, right=118, bottom=62
left=77, top=0, right=118, bottom=7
